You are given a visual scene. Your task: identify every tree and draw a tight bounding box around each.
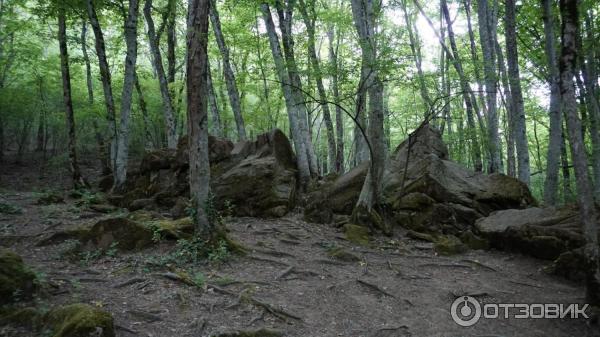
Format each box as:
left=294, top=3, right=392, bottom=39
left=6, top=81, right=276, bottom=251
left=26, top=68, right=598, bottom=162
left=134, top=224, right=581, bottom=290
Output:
left=209, top=0, right=246, bottom=141
left=558, top=0, right=599, bottom=304
left=58, top=3, right=86, bottom=189
left=144, top=0, right=177, bottom=149
left=542, top=0, right=563, bottom=205
left=350, top=0, right=387, bottom=233
left=328, top=25, right=344, bottom=173
left=114, top=0, right=139, bottom=191
left=505, top=0, right=530, bottom=184
left=187, top=0, right=212, bottom=235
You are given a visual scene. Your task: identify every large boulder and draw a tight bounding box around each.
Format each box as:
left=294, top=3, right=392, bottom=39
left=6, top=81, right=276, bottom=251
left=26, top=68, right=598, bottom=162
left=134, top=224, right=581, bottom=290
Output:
left=304, top=124, right=535, bottom=237
left=0, top=249, right=37, bottom=305
left=112, top=129, right=297, bottom=218
left=45, top=303, right=115, bottom=337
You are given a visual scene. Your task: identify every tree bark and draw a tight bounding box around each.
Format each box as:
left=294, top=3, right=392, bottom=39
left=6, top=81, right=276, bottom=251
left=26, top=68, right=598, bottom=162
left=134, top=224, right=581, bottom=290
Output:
left=505, top=0, right=530, bottom=184
left=261, top=2, right=311, bottom=188
left=209, top=0, right=246, bottom=140
left=558, top=0, right=600, bottom=304
left=144, top=0, right=178, bottom=148
left=328, top=27, right=344, bottom=173
left=350, top=0, right=387, bottom=234
left=462, top=0, right=487, bottom=118
left=114, top=0, right=139, bottom=191
left=58, top=5, right=86, bottom=189
left=298, top=0, right=336, bottom=173
left=496, top=40, right=516, bottom=177
left=86, top=0, right=117, bottom=169
left=187, top=0, right=212, bottom=235
left=207, top=61, right=223, bottom=137
left=134, top=73, right=154, bottom=150
left=542, top=0, right=563, bottom=205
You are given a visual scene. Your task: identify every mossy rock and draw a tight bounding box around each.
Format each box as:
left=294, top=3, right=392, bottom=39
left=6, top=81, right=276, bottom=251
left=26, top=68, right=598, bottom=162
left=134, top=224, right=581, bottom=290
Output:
left=0, top=307, right=43, bottom=328
left=433, top=235, right=467, bottom=256
left=459, top=230, right=489, bottom=250
left=343, top=224, right=370, bottom=245
left=0, top=249, right=37, bottom=305
left=36, top=192, right=64, bottom=205
left=45, top=303, right=115, bottom=337
left=156, top=217, right=194, bottom=239
left=213, top=328, right=283, bottom=337
left=327, top=247, right=361, bottom=262
left=406, top=230, right=436, bottom=242
left=85, top=217, right=154, bottom=251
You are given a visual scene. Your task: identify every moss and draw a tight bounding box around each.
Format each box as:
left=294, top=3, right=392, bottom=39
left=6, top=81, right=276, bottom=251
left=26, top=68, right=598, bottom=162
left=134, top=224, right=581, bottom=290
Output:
left=433, top=235, right=468, bottom=256
left=36, top=192, right=64, bottom=205
left=406, top=230, right=436, bottom=242
left=45, top=303, right=115, bottom=337
left=156, top=217, right=194, bottom=240
left=343, top=224, right=370, bottom=246
left=0, top=307, right=43, bottom=328
left=86, top=217, right=154, bottom=251
left=327, top=247, right=361, bottom=262
left=459, top=230, right=489, bottom=250
left=0, top=249, right=37, bottom=304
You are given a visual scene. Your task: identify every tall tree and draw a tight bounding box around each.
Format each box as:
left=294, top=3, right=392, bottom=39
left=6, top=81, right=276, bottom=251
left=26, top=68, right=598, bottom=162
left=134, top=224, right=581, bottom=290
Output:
left=298, top=0, right=336, bottom=173
left=542, top=0, right=563, bottom=205
left=86, top=0, right=117, bottom=169
left=187, top=0, right=212, bottom=235
left=328, top=26, right=344, bottom=173
left=144, top=0, right=178, bottom=148
left=114, top=0, right=140, bottom=191
left=505, top=0, right=530, bottom=184
left=260, top=2, right=311, bottom=188
left=350, top=0, right=387, bottom=233
left=58, top=4, right=86, bottom=189
left=558, top=0, right=599, bottom=304
left=209, top=0, right=246, bottom=140
left=207, top=62, right=223, bottom=137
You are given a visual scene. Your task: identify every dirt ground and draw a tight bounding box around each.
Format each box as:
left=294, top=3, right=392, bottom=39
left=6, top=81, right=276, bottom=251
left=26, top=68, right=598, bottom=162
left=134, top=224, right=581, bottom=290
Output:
left=0, top=158, right=598, bottom=337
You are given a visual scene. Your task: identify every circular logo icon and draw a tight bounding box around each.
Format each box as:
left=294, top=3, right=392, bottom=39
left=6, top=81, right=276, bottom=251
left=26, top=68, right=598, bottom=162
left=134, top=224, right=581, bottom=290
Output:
left=451, top=296, right=482, bottom=327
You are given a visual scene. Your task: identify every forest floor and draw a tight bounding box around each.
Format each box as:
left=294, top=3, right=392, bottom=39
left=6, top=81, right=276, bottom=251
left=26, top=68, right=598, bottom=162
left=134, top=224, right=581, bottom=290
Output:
left=0, top=157, right=598, bottom=337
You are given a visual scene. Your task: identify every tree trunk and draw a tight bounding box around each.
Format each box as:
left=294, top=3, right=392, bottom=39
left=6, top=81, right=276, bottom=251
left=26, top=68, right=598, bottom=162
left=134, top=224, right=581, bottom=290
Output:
left=114, top=0, right=139, bottom=191
left=187, top=0, right=212, bottom=235
left=462, top=0, right=487, bottom=118
left=86, top=0, right=117, bottom=169
left=58, top=6, right=86, bottom=189
left=437, top=0, right=483, bottom=171
left=350, top=0, right=387, bottom=234
left=328, top=26, right=344, bottom=173
left=542, top=0, right=563, bottom=205
left=35, top=77, right=46, bottom=153
left=209, top=0, right=246, bottom=141
left=144, top=0, right=177, bottom=149
left=207, top=62, right=223, bottom=137
left=134, top=73, right=154, bottom=150
left=558, top=0, right=600, bottom=305
left=298, top=0, right=336, bottom=173
left=496, top=40, right=516, bottom=177
left=275, top=0, right=319, bottom=176
left=260, top=3, right=311, bottom=188
left=505, top=0, right=530, bottom=184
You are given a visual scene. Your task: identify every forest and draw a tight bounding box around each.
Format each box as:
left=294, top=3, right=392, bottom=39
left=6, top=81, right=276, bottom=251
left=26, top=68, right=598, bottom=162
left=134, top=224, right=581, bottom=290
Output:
left=0, top=0, right=599, bottom=335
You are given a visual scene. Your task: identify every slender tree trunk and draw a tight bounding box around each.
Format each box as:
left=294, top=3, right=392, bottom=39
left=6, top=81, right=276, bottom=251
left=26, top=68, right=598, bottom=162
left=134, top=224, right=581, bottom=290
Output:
left=58, top=6, right=86, bottom=189
left=86, top=0, right=117, bottom=169
left=351, top=0, right=387, bottom=233
left=505, top=0, right=530, bottom=184
left=134, top=73, right=154, bottom=150
left=560, top=126, right=573, bottom=201
left=187, top=0, right=212, bottom=235
left=144, top=0, right=177, bottom=148
left=558, top=0, right=600, bottom=305
left=401, top=0, right=432, bottom=112
left=354, top=67, right=369, bottom=165
left=209, top=0, right=246, bottom=140
left=542, top=0, right=563, bottom=205
left=328, top=27, right=345, bottom=173
left=35, top=77, right=46, bottom=153
left=463, top=0, right=487, bottom=117
left=207, top=62, right=223, bottom=137
left=437, top=0, right=483, bottom=171
left=496, top=40, right=516, bottom=177
left=298, top=0, right=336, bottom=172
left=261, top=3, right=311, bottom=188
left=114, top=0, right=139, bottom=191
left=275, top=0, right=319, bottom=176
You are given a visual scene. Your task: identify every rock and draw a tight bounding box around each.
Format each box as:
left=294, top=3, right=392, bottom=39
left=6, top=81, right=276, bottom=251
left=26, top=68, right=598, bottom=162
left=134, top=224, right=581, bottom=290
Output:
left=213, top=328, right=284, bottom=337
left=155, top=217, right=195, bottom=240
left=129, top=198, right=154, bottom=211
left=88, top=204, right=117, bottom=213
left=406, top=230, right=436, bottom=242
left=433, top=235, right=467, bottom=256
left=344, top=224, right=370, bottom=245
left=0, top=307, right=42, bottom=328
left=0, top=249, right=37, bottom=305
left=170, top=197, right=190, bottom=218
left=549, top=248, right=587, bottom=282
left=85, top=217, right=154, bottom=251
left=459, top=230, right=489, bottom=250
left=327, top=247, right=361, bottom=262
left=36, top=192, right=64, bottom=205
left=139, top=148, right=176, bottom=174
left=97, top=175, right=113, bottom=192
left=475, top=206, right=584, bottom=259
left=44, top=303, right=115, bottom=337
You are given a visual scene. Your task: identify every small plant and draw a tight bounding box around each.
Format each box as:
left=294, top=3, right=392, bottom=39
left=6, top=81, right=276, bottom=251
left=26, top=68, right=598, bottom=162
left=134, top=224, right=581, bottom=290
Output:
left=208, top=239, right=230, bottom=263
left=0, top=201, right=22, bottom=214
left=192, top=271, right=205, bottom=288
left=54, top=239, right=82, bottom=261
left=79, top=249, right=103, bottom=266
left=105, top=241, right=119, bottom=257
left=146, top=222, right=163, bottom=243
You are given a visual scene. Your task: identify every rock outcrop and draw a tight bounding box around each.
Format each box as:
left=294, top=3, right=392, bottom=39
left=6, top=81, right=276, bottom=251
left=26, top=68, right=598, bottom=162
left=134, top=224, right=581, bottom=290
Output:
left=305, top=125, right=535, bottom=238
left=111, top=129, right=297, bottom=218
left=0, top=249, right=37, bottom=305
